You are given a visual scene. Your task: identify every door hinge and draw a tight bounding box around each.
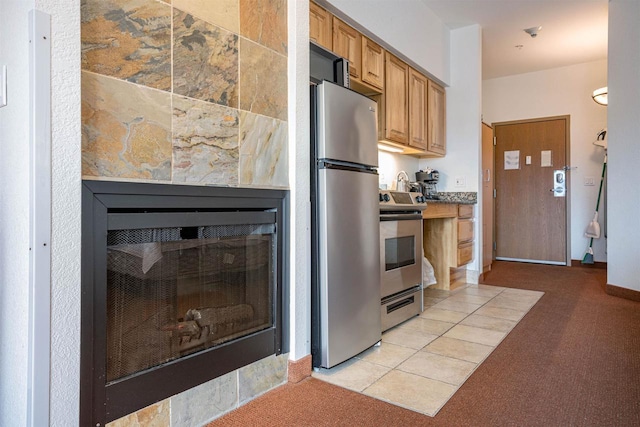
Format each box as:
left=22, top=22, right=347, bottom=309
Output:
left=493, top=188, right=496, bottom=198
left=493, top=241, right=497, bottom=251
left=493, top=136, right=496, bottom=146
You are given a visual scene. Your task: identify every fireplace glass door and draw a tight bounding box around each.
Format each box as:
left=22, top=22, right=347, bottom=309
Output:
left=106, top=219, right=276, bottom=383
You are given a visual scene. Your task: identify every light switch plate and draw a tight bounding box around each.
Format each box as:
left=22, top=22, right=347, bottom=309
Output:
left=584, top=176, right=595, bottom=186
left=455, top=176, right=466, bottom=187
left=0, top=65, right=6, bottom=108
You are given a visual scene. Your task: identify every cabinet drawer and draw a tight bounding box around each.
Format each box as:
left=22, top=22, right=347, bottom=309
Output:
left=457, top=219, right=474, bottom=243
left=422, top=203, right=457, bottom=219
left=458, top=204, right=474, bottom=219
left=457, top=242, right=473, bottom=266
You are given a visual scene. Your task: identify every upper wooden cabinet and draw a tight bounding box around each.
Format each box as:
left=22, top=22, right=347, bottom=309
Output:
left=309, top=2, right=332, bottom=50
left=308, top=2, right=446, bottom=156
left=332, top=17, right=361, bottom=80
left=361, top=37, right=384, bottom=91
left=427, top=80, right=446, bottom=156
left=379, top=52, right=409, bottom=144
left=408, top=68, right=428, bottom=150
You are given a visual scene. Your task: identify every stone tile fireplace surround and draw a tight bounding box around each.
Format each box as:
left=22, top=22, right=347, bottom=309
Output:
left=79, top=1, right=290, bottom=425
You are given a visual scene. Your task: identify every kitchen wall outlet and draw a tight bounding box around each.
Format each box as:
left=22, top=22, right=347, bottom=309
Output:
left=455, top=175, right=466, bottom=188
left=0, top=65, right=7, bottom=108
left=525, top=155, right=532, bottom=165
left=584, top=176, right=595, bottom=186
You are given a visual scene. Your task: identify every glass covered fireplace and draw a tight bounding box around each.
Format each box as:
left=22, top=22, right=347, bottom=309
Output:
left=81, top=181, right=288, bottom=426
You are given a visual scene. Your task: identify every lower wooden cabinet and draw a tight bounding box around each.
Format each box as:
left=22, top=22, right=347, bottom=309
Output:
left=423, top=203, right=475, bottom=289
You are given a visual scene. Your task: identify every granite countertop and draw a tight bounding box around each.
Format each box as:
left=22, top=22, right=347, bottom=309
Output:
left=427, top=192, right=477, bottom=205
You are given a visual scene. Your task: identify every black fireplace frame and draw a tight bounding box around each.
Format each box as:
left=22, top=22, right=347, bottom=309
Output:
left=80, top=180, right=289, bottom=425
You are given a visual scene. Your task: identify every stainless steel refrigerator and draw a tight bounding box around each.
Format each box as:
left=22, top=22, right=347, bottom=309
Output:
left=311, top=80, right=381, bottom=369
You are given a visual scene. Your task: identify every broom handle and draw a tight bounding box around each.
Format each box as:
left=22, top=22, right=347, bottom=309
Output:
left=595, top=156, right=607, bottom=212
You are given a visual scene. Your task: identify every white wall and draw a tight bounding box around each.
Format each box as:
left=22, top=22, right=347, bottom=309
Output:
left=378, top=151, right=420, bottom=190
left=482, top=59, right=608, bottom=262
left=288, top=0, right=312, bottom=360
left=419, top=25, right=483, bottom=277
left=324, top=0, right=450, bottom=85
left=0, top=1, right=35, bottom=425
left=34, top=0, right=82, bottom=425
left=607, top=0, right=640, bottom=291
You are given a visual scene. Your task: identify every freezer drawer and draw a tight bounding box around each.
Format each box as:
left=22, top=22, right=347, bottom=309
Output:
left=317, top=167, right=381, bottom=368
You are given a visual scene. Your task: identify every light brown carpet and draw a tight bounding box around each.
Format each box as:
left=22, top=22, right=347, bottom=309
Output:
left=208, top=261, right=640, bottom=426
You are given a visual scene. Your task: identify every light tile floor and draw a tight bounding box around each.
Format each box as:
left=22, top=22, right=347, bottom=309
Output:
left=312, top=284, right=544, bottom=417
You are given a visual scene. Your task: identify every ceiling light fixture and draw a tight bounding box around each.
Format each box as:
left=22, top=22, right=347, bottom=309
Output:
left=524, top=26, right=542, bottom=38
left=592, top=86, right=608, bottom=106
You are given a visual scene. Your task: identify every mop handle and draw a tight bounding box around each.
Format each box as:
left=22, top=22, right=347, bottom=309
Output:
left=595, top=155, right=607, bottom=212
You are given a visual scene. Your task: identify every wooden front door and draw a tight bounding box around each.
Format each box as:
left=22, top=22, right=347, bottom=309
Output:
left=481, top=123, right=494, bottom=272
left=494, top=116, right=569, bottom=265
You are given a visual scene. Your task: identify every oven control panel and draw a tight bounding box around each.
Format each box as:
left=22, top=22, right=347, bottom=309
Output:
left=379, top=190, right=428, bottom=211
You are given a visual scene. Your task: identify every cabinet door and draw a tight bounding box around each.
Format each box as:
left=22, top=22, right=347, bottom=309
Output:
left=427, top=80, right=446, bottom=155
left=383, top=52, right=409, bottom=144
left=332, top=17, right=361, bottom=79
left=408, top=68, right=428, bottom=150
left=309, top=2, right=332, bottom=50
left=361, top=37, right=384, bottom=90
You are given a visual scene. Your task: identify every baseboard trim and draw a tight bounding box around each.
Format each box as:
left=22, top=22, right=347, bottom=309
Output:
left=287, top=355, right=312, bottom=383
left=606, top=283, right=640, bottom=302
left=571, top=259, right=607, bottom=269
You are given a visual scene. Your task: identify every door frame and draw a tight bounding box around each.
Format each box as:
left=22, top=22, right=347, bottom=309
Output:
left=492, top=115, right=571, bottom=266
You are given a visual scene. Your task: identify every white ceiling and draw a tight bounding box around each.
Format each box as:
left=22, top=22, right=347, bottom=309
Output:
left=421, top=0, right=608, bottom=80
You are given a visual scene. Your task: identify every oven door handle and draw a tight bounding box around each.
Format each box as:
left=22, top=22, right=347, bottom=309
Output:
left=380, top=213, right=423, bottom=221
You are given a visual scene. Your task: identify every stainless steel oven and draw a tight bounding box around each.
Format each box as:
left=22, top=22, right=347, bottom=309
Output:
left=379, top=190, right=427, bottom=331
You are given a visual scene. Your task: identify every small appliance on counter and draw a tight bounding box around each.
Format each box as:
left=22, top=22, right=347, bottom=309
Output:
left=416, top=169, right=440, bottom=200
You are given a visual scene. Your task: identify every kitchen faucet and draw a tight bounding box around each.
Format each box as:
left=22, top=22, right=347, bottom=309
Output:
left=395, top=170, right=409, bottom=192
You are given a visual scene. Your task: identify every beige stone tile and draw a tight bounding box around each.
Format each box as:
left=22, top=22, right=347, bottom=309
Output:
left=382, top=326, right=438, bottom=350
left=82, top=0, right=171, bottom=91
left=312, top=359, right=391, bottom=392
left=355, top=342, right=417, bottom=368
left=81, top=71, right=172, bottom=180
left=173, top=11, right=239, bottom=107
left=500, top=290, right=544, bottom=302
left=484, top=296, right=536, bottom=312
left=172, top=96, right=239, bottom=185
left=239, top=354, right=287, bottom=404
left=107, top=399, right=169, bottom=427
left=474, top=305, right=527, bottom=322
left=446, top=293, right=494, bottom=305
left=424, top=337, right=494, bottom=364
left=420, top=308, right=469, bottom=323
left=239, top=38, right=288, bottom=121
left=173, top=0, right=239, bottom=33
left=363, top=370, right=456, bottom=416
left=398, top=317, right=456, bottom=336
left=423, top=296, right=446, bottom=308
left=171, top=371, right=238, bottom=426
left=239, top=111, right=288, bottom=187
left=502, top=288, right=544, bottom=297
left=461, top=286, right=504, bottom=297
left=423, top=287, right=452, bottom=298
left=431, top=299, right=482, bottom=314
left=443, top=324, right=506, bottom=347
left=397, top=351, right=477, bottom=386
left=477, top=284, right=506, bottom=292
left=460, top=314, right=518, bottom=333
left=239, top=0, right=287, bottom=55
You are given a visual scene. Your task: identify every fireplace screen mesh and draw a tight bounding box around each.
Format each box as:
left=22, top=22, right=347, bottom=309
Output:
left=106, top=224, right=275, bottom=383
